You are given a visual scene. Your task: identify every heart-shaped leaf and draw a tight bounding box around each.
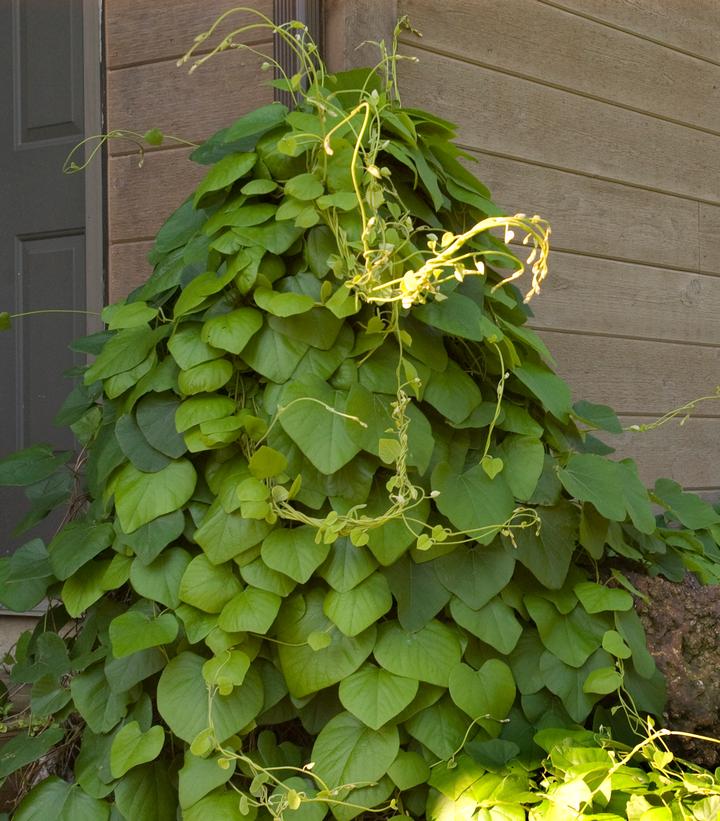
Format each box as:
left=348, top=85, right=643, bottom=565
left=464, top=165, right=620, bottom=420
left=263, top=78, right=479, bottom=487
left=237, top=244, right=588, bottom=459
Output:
left=448, top=660, right=516, bottom=736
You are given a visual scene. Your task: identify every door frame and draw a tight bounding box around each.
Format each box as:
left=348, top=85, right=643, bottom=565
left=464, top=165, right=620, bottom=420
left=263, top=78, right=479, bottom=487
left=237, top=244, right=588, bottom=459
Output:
left=83, top=0, right=104, bottom=328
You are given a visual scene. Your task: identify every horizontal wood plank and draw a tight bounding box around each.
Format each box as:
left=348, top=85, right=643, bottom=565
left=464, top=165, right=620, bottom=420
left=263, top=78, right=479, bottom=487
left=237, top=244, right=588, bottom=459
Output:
left=528, top=252, right=720, bottom=345
left=472, top=152, right=703, bottom=273
left=400, top=0, right=720, bottom=133
left=538, top=331, right=720, bottom=416
left=108, top=241, right=154, bottom=303
left=108, top=149, right=205, bottom=243
left=611, top=416, right=720, bottom=490
left=105, top=0, right=273, bottom=68
left=107, top=44, right=272, bottom=154
left=398, top=46, right=720, bottom=203
left=543, top=0, right=720, bottom=64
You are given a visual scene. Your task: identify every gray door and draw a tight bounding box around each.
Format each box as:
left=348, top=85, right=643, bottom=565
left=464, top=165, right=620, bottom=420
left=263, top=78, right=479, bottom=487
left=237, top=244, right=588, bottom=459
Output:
left=0, top=0, right=87, bottom=554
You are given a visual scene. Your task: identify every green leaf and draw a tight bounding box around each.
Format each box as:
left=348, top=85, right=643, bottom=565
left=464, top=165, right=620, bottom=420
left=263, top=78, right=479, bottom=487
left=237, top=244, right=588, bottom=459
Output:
left=261, top=525, right=330, bottom=583
left=175, top=394, right=237, bottom=433
left=193, top=152, right=257, bottom=206
left=173, top=268, right=236, bottom=318
left=114, top=762, right=176, bottom=821
left=135, top=393, right=187, bottom=458
left=448, top=660, right=516, bottom=736
left=311, top=712, right=399, bottom=792
left=449, top=595, right=522, bottom=655
left=157, top=652, right=263, bottom=743
left=513, top=361, right=572, bottom=422
left=219, top=587, right=281, bottom=633
left=109, top=611, right=178, bottom=657
left=374, top=620, right=462, bottom=687
left=254, top=287, right=315, bottom=317
left=285, top=172, right=324, bottom=201
left=110, top=722, right=164, bottom=778
left=194, top=500, right=271, bottom=564
left=276, top=590, right=375, bottom=698
left=114, top=459, right=196, bottom=533
left=191, top=102, right=288, bottom=164
left=0, top=539, right=54, bottom=611
left=84, top=326, right=167, bottom=384
left=435, top=543, right=516, bottom=609
left=496, top=436, right=544, bottom=501
left=179, top=753, right=236, bottom=810
left=525, top=596, right=604, bottom=668
left=615, top=608, right=656, bottom=678
left=102, top=301, right=158, bottom=330
left=512, top=502, right=577, bottom=589
left=13, top=778, right=110, bottom=821
left=48, top=521, right=114, bottom=580
left=201, top=307, right=263, bottom=354
left=387, top=750, right=430, bottom=791
left=323, top=572, right=393, bottom=637
left=117, top=509, right=185, bottom=565
left=318, top=537, right=377, bottom=592
left=653, top=477, right=720, bottom=530
left=404, top=695, right=468, bottom=760
left=0, top=310, right=11, bottom=330
left=574, top=582, right=633, bottom=614
left=239, top=557, right=296, bottom=597
left=508, top=630, right=545, bottom=695
left=105, top=649, right=166, bottom=694
left=167, top=322, right=224, bottom=369
left=583, top=666, right=622, bottom=695
left=71, top=664, right=130, bottom=733
left=384, top=555, right=451, bottom=631
left=149, top=197, right=207, bottom=260
left=129, top=548, right=191, bottom=608
left=63, top=557, right=130, bottom=617
left=339, top=665, right=418, bottom=730
left=0, top=727, right=64, bottom=779
left=539, top=649, right=609, bottom=722
left=602, top=629, right=632, bottom=659
left=424, top=361, right=483, bottom=424
left=178, top=358, right=233, bottom=395
left=573, top=400, right=622, bottom=433
left=242, top=324, right=308, bottom=383
left=414, top=292, right=491, bottom=342
left=232, top=220, right=304, bottom=255
left=279, top=378, right=363, bottom=474
left=115, top=413, right=171, bottom=472
left=432, top=462, right=515, bottom=545
left=179, top=554, right=242, bottom=613
left=558, top=454, right=626, bottom=522
left=0, top=444, right=70, bottom=486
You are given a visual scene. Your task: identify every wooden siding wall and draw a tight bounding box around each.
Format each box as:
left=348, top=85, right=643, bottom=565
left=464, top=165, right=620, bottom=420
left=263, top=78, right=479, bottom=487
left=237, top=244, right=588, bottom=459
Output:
left=104, top=1, right=273, bottom=301
left=386, top=0, right=720, bottom=494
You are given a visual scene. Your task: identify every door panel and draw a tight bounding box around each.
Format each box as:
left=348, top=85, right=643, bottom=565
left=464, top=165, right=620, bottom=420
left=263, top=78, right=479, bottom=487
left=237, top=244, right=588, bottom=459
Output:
left=0, top=0, right=87, bottom=554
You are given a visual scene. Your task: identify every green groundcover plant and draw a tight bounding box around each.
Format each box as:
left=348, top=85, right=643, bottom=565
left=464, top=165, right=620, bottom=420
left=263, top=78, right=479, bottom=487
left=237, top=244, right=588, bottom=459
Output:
left=2, top=10, right=720, bottom=820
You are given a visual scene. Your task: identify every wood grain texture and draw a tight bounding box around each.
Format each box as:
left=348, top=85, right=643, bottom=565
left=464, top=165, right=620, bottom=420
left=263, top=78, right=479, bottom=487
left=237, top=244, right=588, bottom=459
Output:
left=108, top=149, right=205, bottom=243
left=611, top=416, right=720, bottom=490
left=399, top=0, right=720, bottom=134
left=528, top=252, right=720, bottom=345
left=108, top=241, right=154, bottom=303
left=324, top=0, right=398, bottom=72
left=398, top=45, right=720, bottom=203
left=542, top=0, right=720, bottom=63
left=105, top=0, right=273, bottom=68
left=473, top=152, right=702, bottom=273
left=106, top=45, right=272, bottom=155
left=699, top=204, right=720, bottom=276
left=539, top=331, right=720, bottom=417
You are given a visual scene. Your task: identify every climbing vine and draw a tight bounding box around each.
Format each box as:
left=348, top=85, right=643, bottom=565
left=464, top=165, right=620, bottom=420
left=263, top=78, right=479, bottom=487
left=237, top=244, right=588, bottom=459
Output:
left=2, top=9, right=720, bottom=820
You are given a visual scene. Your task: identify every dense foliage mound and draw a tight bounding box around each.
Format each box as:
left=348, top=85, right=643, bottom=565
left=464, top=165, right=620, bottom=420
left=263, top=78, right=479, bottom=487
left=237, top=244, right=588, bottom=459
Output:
left=2, top=14, right=720, bottom=820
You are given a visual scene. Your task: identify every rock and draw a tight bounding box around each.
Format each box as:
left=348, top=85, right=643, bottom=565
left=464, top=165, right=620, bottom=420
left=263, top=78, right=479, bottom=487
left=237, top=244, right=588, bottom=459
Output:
left=631, top=572, right=720, bottom=768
